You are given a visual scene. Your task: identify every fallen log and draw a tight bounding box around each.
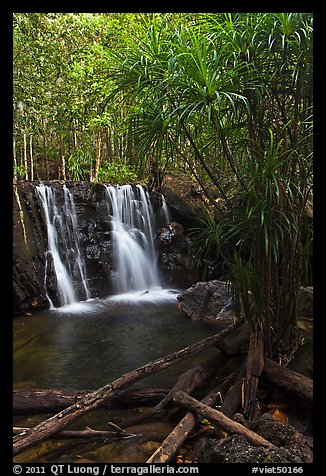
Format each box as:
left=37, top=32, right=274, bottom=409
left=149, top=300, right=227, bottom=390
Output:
left=172, top=391, right=275, bottom=449
left=13, top=321, right=240, bottom=456
left=262, top=358, right=313, bottom=404
left=13, top=388, right=169, bottom=415
left=147, top=375, right=234, bottom=464
left=119, top=350, right=230, bottom=429
left=153, top=350, right=229, bottom=413
left=13, top=426, right=135, bottom=440
left=190, top=374, right=237, bottom=462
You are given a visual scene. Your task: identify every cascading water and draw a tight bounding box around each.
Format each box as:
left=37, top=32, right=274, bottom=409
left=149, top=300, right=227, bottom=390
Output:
left=36, top=184, right=90, bottom=308
left=105, top=184, right=167, bottom=295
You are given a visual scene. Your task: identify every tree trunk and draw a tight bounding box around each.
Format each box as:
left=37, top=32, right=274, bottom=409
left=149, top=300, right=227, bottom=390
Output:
left=172, top=391, right=275, bottom=449
left=23, top=129, right=28, bottom=180
left=243, top=331, right=265, bottom=420
left=13, top=388, right=170, bottom=415
left=94, top=129, right=102, bottom=181
left=13, top=138, right=17, bottom=180
left=29, top=132, right=34, bottom=181
left=262, top=358, right=313, bottom=404
left=13, top=322, right=239, bottom=456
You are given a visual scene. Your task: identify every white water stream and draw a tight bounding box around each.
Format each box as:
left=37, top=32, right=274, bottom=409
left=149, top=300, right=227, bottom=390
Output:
left=37, top=183, right=172, bottom=308
left=36, top=184, right=90, bottom=307
left=105, top=184, right=167, bottom=296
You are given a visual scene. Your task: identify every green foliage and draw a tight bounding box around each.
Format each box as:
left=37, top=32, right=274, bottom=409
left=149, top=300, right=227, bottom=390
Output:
left=97, top=161, right=137, bottom=184
left=67, top=151, right=87, bottom=181
left=14, top=164, right=26, bottom=179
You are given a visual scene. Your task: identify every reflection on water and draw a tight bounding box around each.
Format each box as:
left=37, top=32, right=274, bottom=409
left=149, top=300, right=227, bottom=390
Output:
left=14, top=292, right=215, bottom=390
left=14, top=293, right=217, bottom=463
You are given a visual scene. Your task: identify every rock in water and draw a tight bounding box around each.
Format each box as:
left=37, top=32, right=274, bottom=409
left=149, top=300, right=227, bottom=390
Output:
left=177, top=280, right=235, bottom=324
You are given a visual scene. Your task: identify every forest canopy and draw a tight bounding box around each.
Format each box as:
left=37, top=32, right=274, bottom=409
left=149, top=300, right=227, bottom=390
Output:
left=13, top=13, right=313, bottom=186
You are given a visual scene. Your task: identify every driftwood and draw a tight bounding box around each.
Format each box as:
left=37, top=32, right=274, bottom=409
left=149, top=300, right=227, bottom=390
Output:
left=119, top=350, right=230, bottom=430
left=13, top=426, right=135, bottom=440
left=153, top=349, right=229, bottom=413
left=147, top=375, right=234, bottom=464
left=172, top=391, right=275, bottom=449
left=13, top=321, right=239, bottom=456
left=220, top=357, right=247, bottom=418
left=187, top=372, right=238, bottom=462
left=263, top=358, right=313, bottom=404
left=13, top=387, right=169, bottom=415
left=147, top=388, right=221, bottom=463
left=243, top=332, right=265, bottom=420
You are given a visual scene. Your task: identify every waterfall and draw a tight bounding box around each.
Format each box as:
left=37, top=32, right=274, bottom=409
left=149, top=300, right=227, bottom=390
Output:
left=105, top=184, right=166, bottom=294
left=36, top=184, right=90, bottom=308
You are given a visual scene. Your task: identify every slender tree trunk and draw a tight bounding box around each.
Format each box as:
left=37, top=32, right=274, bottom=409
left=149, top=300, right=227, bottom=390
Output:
left=43, top=118, right=49, bottom=180
left=23, top=129, right=28, bottom=180
left=13, top=138, right=17, bottom=180
left=94, top=129, right=102, bottom=181
left=74, top=119, right=78, bottom=152
left=29, top=133, right=34, bottom=181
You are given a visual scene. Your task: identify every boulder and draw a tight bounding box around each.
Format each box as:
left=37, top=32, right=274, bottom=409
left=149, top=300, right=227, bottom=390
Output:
left=177, top=280, right=235, bottom=324
left=198, top=413, right=313, bottom=463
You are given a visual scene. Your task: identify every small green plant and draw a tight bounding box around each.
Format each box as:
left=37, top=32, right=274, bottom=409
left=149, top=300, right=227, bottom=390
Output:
left=67, top=152, right=87, bottom=181
left=97, top=160, right=137, bottom=184
left=13, top=164, right=26, bottom=179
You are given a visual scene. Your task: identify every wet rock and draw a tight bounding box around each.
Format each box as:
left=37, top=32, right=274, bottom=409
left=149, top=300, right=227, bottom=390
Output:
left=159, top=187, right=202, bottom=229
left=157, top=222, right=186, bottom=250
left=198, top=413, right=312, bottom=463
left=298, top=286, right=313, bottom=317
left=13, top=182, right=49, bottom=315
left=287, top=335, right=313, bottom=379
left=177, top=280, right=235, bottom=324
left=157, top=222, right=200, bottom=288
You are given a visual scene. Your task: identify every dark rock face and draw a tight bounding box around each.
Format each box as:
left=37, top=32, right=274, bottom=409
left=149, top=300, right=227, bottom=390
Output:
left=157, top=222, right=200, bottom=288
left=13, top=182, right=49, bottom=314
left=66, top=182, right=113, bottom=299
left=177, top=280, right=235, bottom=324
left=159, top=188, right=202, bottom=229
left=198, top=413, right=313, bottom=463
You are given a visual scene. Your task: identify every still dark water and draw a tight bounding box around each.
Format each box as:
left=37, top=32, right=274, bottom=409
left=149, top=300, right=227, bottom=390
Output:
left=13, top=291, right=217, bottom=463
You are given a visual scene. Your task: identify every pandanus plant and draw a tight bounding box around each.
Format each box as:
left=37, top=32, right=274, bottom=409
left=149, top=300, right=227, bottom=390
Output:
left=107, top=12, right=313, bottom=361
